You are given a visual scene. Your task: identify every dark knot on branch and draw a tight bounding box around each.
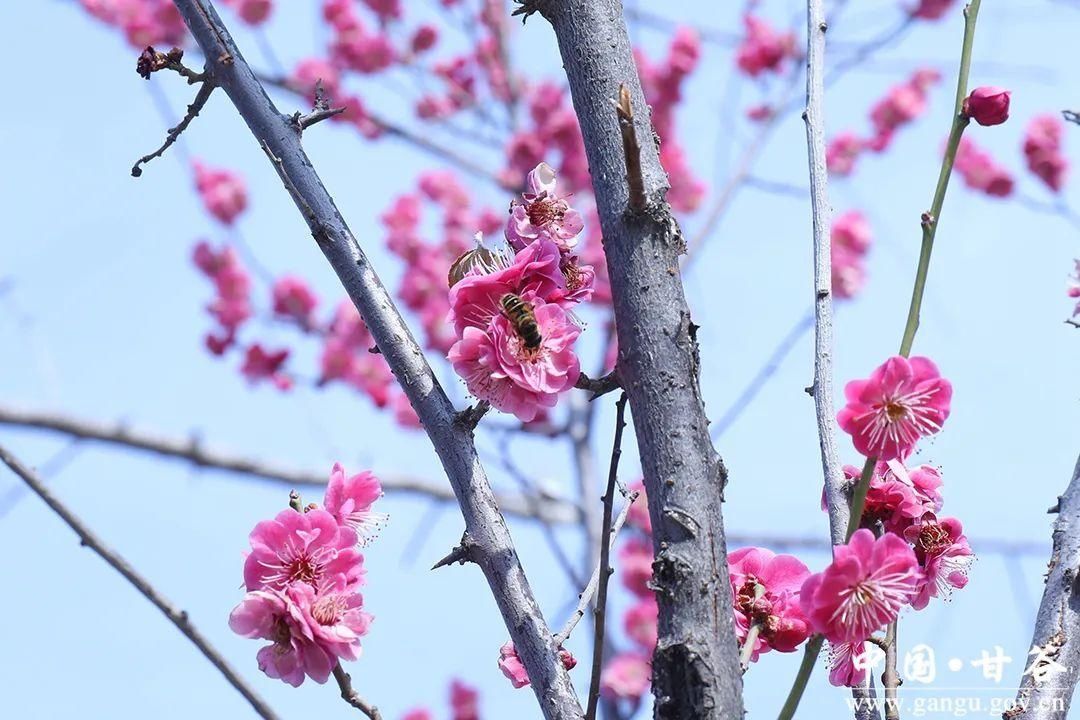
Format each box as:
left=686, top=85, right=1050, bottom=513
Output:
left=431, top=532, right=477, bottom=570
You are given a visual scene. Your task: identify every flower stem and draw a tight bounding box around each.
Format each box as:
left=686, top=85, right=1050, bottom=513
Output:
left=897, top=0, right=981, bottom=358
left=741, top=623, right=764, bottom=671
left=777, top=635, right=825, bottom=720
left=845, top=456, right=877, bottom=540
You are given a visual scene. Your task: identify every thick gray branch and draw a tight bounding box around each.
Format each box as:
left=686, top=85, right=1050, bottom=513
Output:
left=164, top=3, right=581, bottom=716
left=0, top=404, right=581, bottom=524
left=524, top=1, right=744, bottom=717
left=1010, top=454, right=1080, bottom=719
left=0, top=443, right=279, bottom=720
left=803, top=0, right=848, bottom=547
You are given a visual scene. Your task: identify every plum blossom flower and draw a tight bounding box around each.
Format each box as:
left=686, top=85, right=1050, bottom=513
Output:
left=837, top=356, right=953, bottom=461
left=624, top=595, right=658, bottom=651
left=846, top=459, right=944, bottom=534
left=449, top=680, right=479, bottom=720
left=910, top=0, right=955, bottom=20
left=324, top=462, right=387, bottom=546
left=619, top=536, right=654, bottom=597
left=600, top=653, right=651, bottom=702
left=828, top=640, right=871, bottom=687
left=505, top=163, right=584, bottom=252
left=497, top=641, right=575, bottom=689
left=735, top=15, right=795, bottom=77
left=221, top=0, right=272, bottom=25
left=954, top=138, right=1014, bottom=198
left=800, top=529, right=922, bottom=643
left=243, top=508, right=364, bottom=593
left=402, top=711, right=433, bottom=720
left=229, top=587, right=334, bottom=686
left=241, top=344, right=292, bottom=391
left=729, top=547, right=812, bottom=661
left=831, top=211, right=872, bottom=300
left=963, top=86, right=1011, bottom=126
left=1024, top=115, right=1068, bottom=193
left=193, top=160, right=248, bottom=226
left=271, top=276, right=318, bottom=327
left=904, top=514, right=974, bottom=609
left=827, top=132, right=864, bottom=177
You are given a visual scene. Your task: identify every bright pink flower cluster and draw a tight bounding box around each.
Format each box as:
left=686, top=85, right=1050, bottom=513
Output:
left=192, top=241, right=252, bottom=355
left=1023, top=114, right=1068, bottom=193
left=447, top=165, right=593, bottom=421
left=496, top=641, right=576, bottom=689
left=831, top=211, right=873, bottom=300
left=230, top=464, right=382, bottom=686
left=636, top=27, right=706, bottom=212
left=272, top=276, right=319, bottom=329
left=954, top=138, right=1014, bottom=198
left=910, top=0, right=956, bottom=20
left=193, top=160, right=248, bottom=226
left=828, top=69, right=941, bottom=176
left=838, top=355, right=952, bottom=461
left=384, top=173, right=502, bottom=355
left=735, top=14, right=796, bottom=78
left=220, top=0, right=272, bottom=25
left=729, top=547, right=812, bottom=662
left=79, top=0, right=185, bottom=48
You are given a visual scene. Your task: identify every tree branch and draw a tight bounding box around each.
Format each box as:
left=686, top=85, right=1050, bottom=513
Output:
left=522, top=1, right=744, bottom=717
left=1008, top=454, right=1080, bottom=720
left=162, top=3, right=582, bottom=716
left=0, top=443, right=280, bottom=720
left=0, top=403, right=581, bottom=524
left=132, top=77, right=216, bottom=177
left=332, top=663, right=383, bottom=719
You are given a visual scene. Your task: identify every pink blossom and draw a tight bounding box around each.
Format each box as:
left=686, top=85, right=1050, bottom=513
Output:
left=393, top=392, right=422, bottom=429
left=954, top=138, right=1015, bottom=197
left=904, top=514, right=973, bottom=609
left=624, top=595, right=658, bottom=651
left=910, top=0, right=956, bottom=19
left=193, top=160, right=248, bottom=225
left=449, top=680, right=480, bottom=720
left=729, top=547, right=812, bottom=661
left=827, top=133, right=864, bottom=177
left=831, top=211, right=872, bottom=300
left=800, top=529, right=921, bottom=643
left=505, top=163, right=584, bottom=252
left=963, top=86, right=1010, bottom=126
left=228, top=588, right=334, bottom=686
left=241, top=344, right=292, bottom=391
left=828, top=640, right=870, bottom=687
left=1024, top=114, right=1068, bottom=193
left=362, top=0, right=400, bottom=21
left=402, top=711, right=433, bottom=720
left=600, top=653, right=651, bottom=702
left=735, top=15, right=795, bottom=77
left=867, top=71, right=939, bottom=152
left=221, top=0, right=272, bottom=25
left=619, top=536, right=654, bottom=597
left=324, top=462, right=386, bottom=545
left=837, top=356, right=953, bottom=461
left=290, top=58, right=341, bottom=101
left=1069, top=261, right=1080, bottom=319
left=448, top=299, right=581, bottom=422
left=272, top=276, right=318, bottom=327
left=847, top=459, right=944, bottom=534
left=193, top=241, right=252, bottom=347
left=497, top=641, right=575, bottom=689
left=243, top=508, right=364, bottom=593
left=411, top=24, right=438, bottom=54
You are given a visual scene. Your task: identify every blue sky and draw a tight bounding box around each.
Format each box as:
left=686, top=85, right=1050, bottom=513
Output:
left=1, top=1, right=1078, bottom=718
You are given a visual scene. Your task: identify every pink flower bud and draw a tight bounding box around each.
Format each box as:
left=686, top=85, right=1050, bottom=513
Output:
left=411, top=24, right=438, bottom=53
left=962, top=86, right=1010, bottom=126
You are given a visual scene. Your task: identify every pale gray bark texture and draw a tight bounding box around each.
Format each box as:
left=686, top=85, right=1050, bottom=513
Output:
left=167, top=3, right=582, bottom=717
left=1010, top=454, right=1080, bottom=720
left=802, top=0, right=849, bottom=548
left=524, top=2, right=745, bottom=717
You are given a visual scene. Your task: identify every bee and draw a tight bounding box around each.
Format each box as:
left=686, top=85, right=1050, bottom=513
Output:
left=500, top=293, right=542, bottom=350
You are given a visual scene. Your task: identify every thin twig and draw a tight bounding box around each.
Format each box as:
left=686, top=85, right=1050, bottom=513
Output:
left=585, top=393, right=628, bottom=720
left=332, top=664, right=383, bottom=719
left=882, top=622, right=901, bottom=720
left=575, top=370, right=622, bottom=400
left=132, top=78, right=216, bottom=177
left=614, top=85, right=645, bottom=211
left=0, top=443, right=280, bottom=720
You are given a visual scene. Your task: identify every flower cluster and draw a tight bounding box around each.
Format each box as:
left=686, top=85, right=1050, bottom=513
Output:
left=79, top=0, right=185, bottom=48
left=636, top=28, right=706, bottom=212
left=229, top=464, right=383, bottom=686
left=729, top=547, right=811, bottom=662
left=193, top=160, right=248, bottom=226
left=502, top=82, right=590, bottom=193
left=192, top=241, right=253, bottom=355
left=447, top=164, right=593, bottom=422
left=954, top=138, right=1014, bottom=198
left=1023, top=114, right=1068, bottom=193
left=828, top=69, right=941, bottom=176
left=735, top=14, right=796, bottom=78
left=831, top=211, right=873, bottom=300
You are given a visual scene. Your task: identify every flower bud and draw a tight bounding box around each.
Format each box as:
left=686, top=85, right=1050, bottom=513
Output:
left=963, top=86, right=1011, bottom=126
